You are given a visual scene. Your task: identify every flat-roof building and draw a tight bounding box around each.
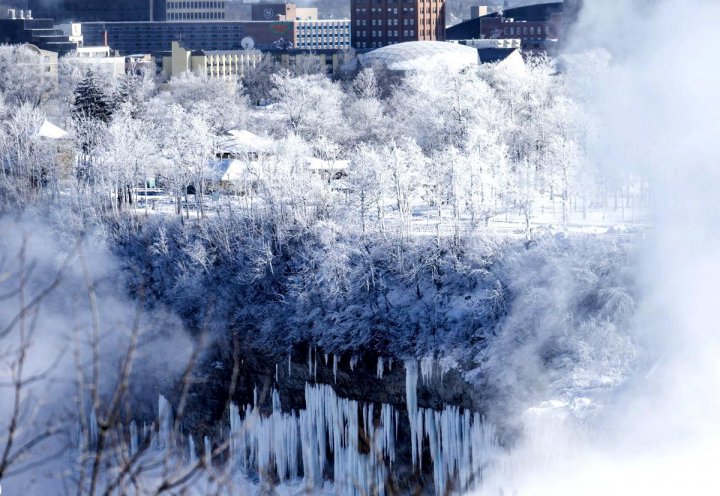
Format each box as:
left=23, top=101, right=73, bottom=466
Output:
left=0, top=16, right=77, bottom=55
left=28, top=0, right=168, bottom=22
left=446, top=2, right=580, bottom=52
left=296, top=19, right=351, bottom=50
left=351, top=0, right=446, bottom=50
left=80, top=20, right=296, bottom=55
left=28, top=1, right=229, bottom=23
left=163, top=40, right=346, bottom=80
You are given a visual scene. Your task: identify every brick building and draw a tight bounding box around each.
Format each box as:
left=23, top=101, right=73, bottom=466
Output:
left=351, top=0, right=446, bottom=50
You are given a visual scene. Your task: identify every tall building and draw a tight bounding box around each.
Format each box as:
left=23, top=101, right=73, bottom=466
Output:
left=350, top=0, right=446, bottom=50
left=28, top=1, right=229, bottom=22
left=28, top=0, right=168, bottom=22
left=80, top=20, right=296, bottom=55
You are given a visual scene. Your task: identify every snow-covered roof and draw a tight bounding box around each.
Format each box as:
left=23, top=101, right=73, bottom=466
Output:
left=217, top=129, right=273, bottom=155
left=37, top=120, right=68, bottom=140
left=208, top=158, right=251, bottom=183
left=361, top=41, right=479, bottom=72
left=306, top=157, right=349, bottom=171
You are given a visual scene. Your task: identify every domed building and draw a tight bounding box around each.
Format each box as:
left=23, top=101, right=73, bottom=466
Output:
left=360, top=41, right=479, bottom=72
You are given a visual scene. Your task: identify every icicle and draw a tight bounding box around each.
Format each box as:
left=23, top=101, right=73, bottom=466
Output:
left=405, top=360, right=420, bottom=467
left=388, top=357, right=393, bottom=372
left=188, top=435, right=197, bottom=464
left=158, top=395, right=173, bottom=451
left=130, top=420, right=138, bottom=456
left=253, top=386, right=258, bottom=409
left=308, top=347, right=313, bottom=377
left=217, top=381, right=507, bottom=494
left=275, top=363, right=279, bottom=383
left=89, top=409, right=98, bottom=449
left=377, top=356, right=385, bottom=380
left=350, top=355, right=359, bottom=372
left=288, top=352, right=292, bottom=377
left=76, top=422, right=83, bottom=452
left=324, top=353, right=329, bottom=365
left=272, top=388, right=282, bottom=413
left=314, top=349, right=318, bottom=382
left=229, top=403, right=241, bottom=461
left=204, top=436, right=212, bottom=468
left=420, top=355, right=434, bottom=386
left=333, top=354, right=338, bottom=384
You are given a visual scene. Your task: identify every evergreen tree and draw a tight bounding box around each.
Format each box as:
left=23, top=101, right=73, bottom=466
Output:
left=72, top=69, right=113, bottom=123
left=113, top=73, right=143, bottom=118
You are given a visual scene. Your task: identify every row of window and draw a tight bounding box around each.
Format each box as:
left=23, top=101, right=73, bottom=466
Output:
left=87, top=24, right=241, bottom=32
left=297, top=43, right=351, bottom=49
left=298, top=26, right=351, bottom=31
left=298, top=22, right=350, bottom=29
left=357, top=29, right=415, bottom=38
left=504, top=26, right=550, bottom=36
left=358, top=18, right=425, bottom=26
left=167, top=12, right=224, bottom=20
left=166, top=1, right=224, bottom=9
left=355, top=7, right=416, bottom=14
left=110, top=33, right=238, bottom=40
left=354, top=40, right=410, bottom=49
left=298, top=36, right=350, bottom=41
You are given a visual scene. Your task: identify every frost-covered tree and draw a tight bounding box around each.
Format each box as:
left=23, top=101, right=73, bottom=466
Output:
left=73, top=69, right=114, bottom=123
left=112, top=65, right=156, bottom=119
left=271, top=72, right=347, bottom=144
left=99, top=109, right=158, bottom=216
left=242, top=52, right=278, bottom=106
left=290, top=53, right=325, bottom=77
left=0, top=104, right=56, bottom=205
left=0, top=44, right=56, bottom=107
left=165, top=72, right=247, bottom=133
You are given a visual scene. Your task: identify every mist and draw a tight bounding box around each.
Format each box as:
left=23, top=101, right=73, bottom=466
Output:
left=474, top=1, right=720, bottom=494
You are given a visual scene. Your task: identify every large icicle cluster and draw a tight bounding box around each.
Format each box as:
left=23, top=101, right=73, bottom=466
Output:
left=228, top=384, right=397, bottom=495
left=405, top=360, right=502, bottom=494
left=118, top=366, right=502, bottom=495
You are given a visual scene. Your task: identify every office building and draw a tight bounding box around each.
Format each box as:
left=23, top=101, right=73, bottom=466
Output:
left=29, top=0, right=168, bottom=22
left=0, top=14, right=77, bottom=54
left=446, top=1, right=580, bottom=52
left=296, top=19, right=350, bottom=50
left=250, top=2, right=296, bottom=21
left=80, top=20, right=296, bottom=55
left=163, top=40, right=345, bottom=79
left=166, top=1, right=226, bottom=21
left=350, top=0, right=446, bottom=50
left=28, top=1, right=229, bottom=23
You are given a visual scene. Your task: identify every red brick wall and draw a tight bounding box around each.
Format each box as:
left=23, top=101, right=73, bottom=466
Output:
left=351, top=0, right=446, bottom=49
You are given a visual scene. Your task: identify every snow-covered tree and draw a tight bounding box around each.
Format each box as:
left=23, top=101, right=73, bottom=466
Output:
left=73, top=69, right=114, bottom=123
left=270, top=72, right=347, bottom=144
left=242, top=52, right=278, bottom=106
left=0, top=44, right=56, bottom=107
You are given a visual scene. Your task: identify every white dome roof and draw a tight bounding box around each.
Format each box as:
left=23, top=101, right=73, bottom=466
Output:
left=361, top=41, right=479, bottom=72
